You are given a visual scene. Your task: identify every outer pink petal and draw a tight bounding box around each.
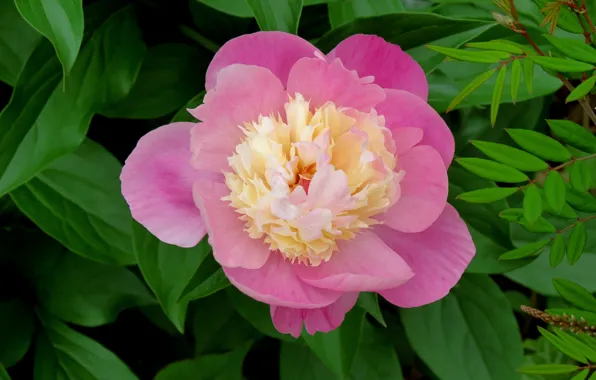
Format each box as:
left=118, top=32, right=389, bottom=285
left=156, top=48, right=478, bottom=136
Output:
left=382, top=145, right=448, bottom=233
left=270, top=293, right=359, bottom=338
left=294, top=231, right=413, bottom=292
left=376, top=204, right=475, bottom=308
left=376, top=89, right=454, bottom=166
left=286, top=57, right=386, bottom=112
left=205, top=32, right=321, bottom=90
left=121, top=122, right=205, bottom=248
left=327, top=34, right=428, bottom=101
left=193, top=180, right=270, bottom=270
left=190, top=64, right=287, bottom=173
left=391, top=126, right=423, bottom=156
left=224, top=253, right=342, bottom=309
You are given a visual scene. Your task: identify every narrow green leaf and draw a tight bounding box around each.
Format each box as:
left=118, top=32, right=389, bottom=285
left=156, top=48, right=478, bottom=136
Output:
left=567, top=222, right=587, bottom=264
left=0, top=364, right=10, bottom=380
left=566, top=188, right=596, bottom=212
left=544, top=35, right=596, bottom=64
left=180, top=268, right=230, bottom=303
left=466, top=40, right=524, bottom=54
left=570, top=161, right=592, bottom=192
left=510, top=59, right=521, bottom=104
left=499, top=239, right=550, bottom=260
left=530, top=56, right=594, bottom=73
left=246, top=0, right=303, bottom=34
left=567, top=76, right=596, bottom=103
left=550, top=235, right=565, bottom=268
left=538, top=326, right=587, bottom=363
left=544, top=171, right=566, bottom=213
left=471, top=141, right=548, bottom=172
left=427, top=45, right=510, bottom=63
left=517, top=217, right=556, bottom=233
left=456, top=187, right=518, bottom=203
left=499, top=208, right=524, bottom=222
left=571, top=369, right=589, bottom=380
left=356, top=293, right=386, bottom=327
left=547, top=119, right=596, bottom=153
left=447, top=69, right=496, bottom=112
left=491, top=65, right=507, bottom=126
left=523, top=184, right=542, bottom=224
left=456, top=158, right=529, bottom=183
left=553, top=278, right=596, bottom=313
left=518, top=364, right=579, bottom=375
left=506, top=129, right=572, bottom=162
left=523, top=58, right=534, bottom=94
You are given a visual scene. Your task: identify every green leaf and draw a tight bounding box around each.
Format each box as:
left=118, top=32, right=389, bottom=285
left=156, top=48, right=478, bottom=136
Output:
left=133, top=222, right=211, bottom=333
left=523, top=184, right=542, bottom=225
left=517, top=216, right=556, bottom=233
left=523, top=58, right=534, bottom=94
left=538, top=327, right=587, bottom=363
left=544, top=35, right=596, bottom=64
left=102, top=44, right=208, bottom=119
left=568, top=222, right=588, bottom=264
left=530, top=56, right=594, bottom=73
left=456, top=187, right=518, bottom=203
left=0, top=300, right=34, bottom=367
left=0, top=0, right=40, bottom=86
left=544, top=171, right=566, bottom=213
left=171, top=91, right=205, bottom=123
left=0, top=7, right=145, bottom=197
left=456, top=158, right=529, bottom=183
left=567, top=76, right=596, bottom=103
left=471, top=140, right=548, bottom=172
left=35, top=312, right=138, bottom=380
left=566, top=188, right=596, bottom=212
left=350, top=321, right=405, bottom=380
left=356, top=293, right=386, bottom=327
left=15, top=0, right=84, bottom=74
left=180, top=266, right=231, bottom=303
left=491, top=65, right=507, bottom=125
left=511, top=59, right=522, bottom=103
left=198, top=0, right=254, bottom=18
left=328, top=0, right=404, bottom=29
left=401, top=275, right=523, bottom=380
left=571, top=369, right=590, bottom=380
left=466, top=40, right=524, bottom=54
left=448, top=69, right=496, bottom=111
left=427, top=45, right=510, bottom=63
left=550, top=235, right=566, bottom=268
left=518, top=364, right=579, bottom=375
left=506, top=129, right=572, bottom=162
left=10, top=139, right=136, bottom=265
left=280, top=341, right=335, bottom=380
left=553, top=278, right=596, bottom=314
left=547, top=119, right=596, bottom=153
left=0, top=365, right=10, bottom=380
left=570, top=161, right=592, bottom=192
left=498, top=208, right=525, bottom=222
left=246, top=0, right=303, bottom=33
left=499, top=239, right=550, bottom=260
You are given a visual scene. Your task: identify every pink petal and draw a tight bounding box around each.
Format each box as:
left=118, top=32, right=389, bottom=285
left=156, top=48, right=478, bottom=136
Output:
left=376, top=204, right=475, bottom=308
left=224, top=253, right=342, bottom=309
left=286, top=57, right=386, bottom=112
left=327, top=34, right=428, bottom=100
left=381, top=145, right=448, bottom=233
left=190, top=64, right=287, bottom=173
left=121, top=122, right=206, bottom=248
left=205, top=32, right=320, bottom=90
left=391, top=126, right=424, bottom=156
left=193, top=180, right=270, bottom=269
left=270, top=292, right=358, bottom=338
left=294, top=231, right=413, bottom=292
left=376, top=89, right=454, bottom=166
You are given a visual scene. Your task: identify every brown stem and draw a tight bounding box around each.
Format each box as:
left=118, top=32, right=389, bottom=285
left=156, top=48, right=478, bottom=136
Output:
left=582, top=0, right=596, bottom=33
left=575, top=11, right=593, bottom=43
left=557, top=215, right=596, bottom=235
left=550, top=152, right=596, bottom=172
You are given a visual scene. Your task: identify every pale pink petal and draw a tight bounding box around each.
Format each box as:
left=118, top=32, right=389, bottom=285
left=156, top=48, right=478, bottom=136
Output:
left=381, top=145, right=448, bottom=233
left=190, top=64, right=287, bottom=173
left=286, top=57, right=386, bottom=112
left=270, top=292, right=359, bottom=337
left=391, top=126, right=423, bottom=156
left=205, top=32, right=321, bottom=90
left=376, top=89, right=454, bottom=166
left=376, top=204, right=475, bottom=308
left=224, top=253, right=342, bottom=309
left=327, top=34, right=428, bottom=100
left=121, top=122, right=205, bottom=248
left=193, top=180, right=270, bottom=269
left=294, top=231, right=413, bottom=291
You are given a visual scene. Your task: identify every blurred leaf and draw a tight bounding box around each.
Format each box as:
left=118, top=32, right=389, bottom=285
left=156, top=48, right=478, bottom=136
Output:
left=356, top=293, right=386, bottom=327
left=544, top=171, right=566, bottom=213
left=15, top=0, right=83, bottom=74
left=530, top=56, right=594, bottom=73
left=198, top=0, right=254, bottom=18
left=570, top=161, right=592, bottom=192
left=471, top=140, right=548, bottom=172
left=523, top=184, right=543, bottom=225
left=246, top=0, right=303, bottom=33
left=428, top=45, right=510, bottom=63
left=35, top=312, right=138, bottom=380
left=456, top=158, right=529, bottom=183
left=547, top=119, right=596, bottom=153
left=506, top=129, right=572, bottom=162
left=523, top=58, right=534, bottom=94
left=467, top=40, right=525, bottom=54
left=350, top=321, right=405, bottom=380
left=500, top=239, right=550, bottom=260
left=448, top=69, right=495, bottom=111
left=571, top=369, right=590, bottom=380
left=538, top=327, right=587, bottom=363
left=328, top=0, right=404, bottom=29
left=552, top=278, right=596, bottom=313
left=566, top=76, right=596, bottom=103
left=180, top=266, right=230, bottom=303
left=544, top=35, right=596, bottom=64
left=171, top=91, right=205, bottom=123
left=10, top=139, right=136, bottom=265
left=0, top=300, right=34, bottom=367
left=567, top=222, right=587, bottom=264
left=504, top=290, right=530, bottom=312
left=401, top=275, right=523, bottom=380
left=566, top=188, right=596, bottom=212
left=519, top=364, right=579, bottom=374
left=511, top=59, right=522, bottom=103
left=457, top=187, right=518, bottom=203
left=491, top=65, right=507, bottom=125
left=133, top=223, right=211, bottom=333
left=0, top=365, right=9, bottom=380
left=280, top=341, right=335, bottom=380
left=550, top=235, right=566, bottom=267
left=499, top=208, right=526, bottom=222
left=518, top=216, right=556, bottom=233
left=0, top=6, right=145, bottom=198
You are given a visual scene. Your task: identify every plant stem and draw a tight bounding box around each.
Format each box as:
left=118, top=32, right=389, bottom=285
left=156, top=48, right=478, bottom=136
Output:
left=550, top=152, right=596, bottom=172
left=179, top=25, right=220, bottom=53
left=574, top=11, right=593, bottom=43
left=582, top=0, right=596, bottom=33
left=557, top=214, right=596, bottom=235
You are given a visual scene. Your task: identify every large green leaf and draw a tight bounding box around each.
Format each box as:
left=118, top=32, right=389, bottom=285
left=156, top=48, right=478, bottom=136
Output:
left=0, top=300, right=34, bottom=367
left=133, top=222, right=212, bottom=333
left=15, top=0, right=84, bottom=74
left=198, top=0, right=254, bottom=18
left=328, top=0, right=404, bottom=29
left=350, top=321, right=404, bottom=380
left=401, top=275, right=524, bottom=380
left=0, top=0, right=40, bottom=85
left=0, top=6, right=145, bottom=197
left=280, top=341, right=335, bottom=380
left=10, top=139, right=136, bottom=265
left=34, top=312, right=138, bottom=380
left=246, top=0, right=303, bottom=33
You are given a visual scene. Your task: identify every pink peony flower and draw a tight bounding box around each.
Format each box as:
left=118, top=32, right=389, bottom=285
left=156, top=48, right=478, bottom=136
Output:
left=121, top=32, right=475, bottom=337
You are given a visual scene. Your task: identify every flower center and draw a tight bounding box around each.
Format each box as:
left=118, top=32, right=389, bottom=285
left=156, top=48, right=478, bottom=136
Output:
left=224, top=94, right=402, bottom=266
